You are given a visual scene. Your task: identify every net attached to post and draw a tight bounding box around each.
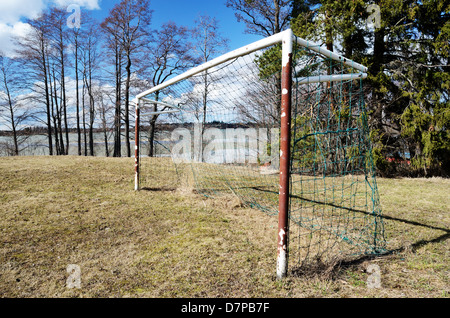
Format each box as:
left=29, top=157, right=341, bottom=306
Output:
left=289, top=37, right=386, bottom=272
left=135, top=31, right=386, bottom=274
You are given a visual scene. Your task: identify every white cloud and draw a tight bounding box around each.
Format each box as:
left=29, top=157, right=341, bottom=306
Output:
left=0, top=22, right=33, bottom=57
left=0, top=0, right=46, bottom=24
left=0, top=0, right=101, bottom=58
left=0, top=0, right=101, bottom=25
left=52, top=0, right=101, bottom=10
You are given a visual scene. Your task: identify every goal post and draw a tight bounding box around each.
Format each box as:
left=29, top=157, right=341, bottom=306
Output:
left=134, top=29, right=384, bottom=279
left=277, top=29, right=293, bottom=280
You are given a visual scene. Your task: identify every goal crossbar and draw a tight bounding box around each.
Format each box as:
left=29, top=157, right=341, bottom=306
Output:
left=135, top=29, right=367, bottom=103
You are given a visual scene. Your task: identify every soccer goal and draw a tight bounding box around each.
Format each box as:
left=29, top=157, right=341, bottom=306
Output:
left=134, top=29, right=386, bottom=279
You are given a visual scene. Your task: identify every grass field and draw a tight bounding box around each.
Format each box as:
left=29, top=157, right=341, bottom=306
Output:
left=0, top=156, right=448, bottom=298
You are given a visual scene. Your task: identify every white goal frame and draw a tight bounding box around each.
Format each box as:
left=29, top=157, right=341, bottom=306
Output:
left=133, top=29, right=368, bottom=279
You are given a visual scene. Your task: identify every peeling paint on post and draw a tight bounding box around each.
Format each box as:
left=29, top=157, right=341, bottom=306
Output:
left=134, top=99, right=140, bottom=191
left=277, top=29, right=293, bottom=280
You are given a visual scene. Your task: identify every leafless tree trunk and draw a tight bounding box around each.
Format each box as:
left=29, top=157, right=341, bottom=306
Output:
left=83, top=49, right=96, bottom=157
left=72, top=29, right=82, bottom=156
left=82, top=71, right=88, bottom=156
left=0, top=56, right=32, bottom=156
left=51, top=64, right=65, bottom=155
left=48, top=8, right=71, bottom=155
left=101, top=15, right=124, bottom=158
left=114, top=40, right=123, bottom=157
left=15, top=15, right=54, bottom=155
left=226, top=0, right=291, bottom=37
left=78, top=18, right=99, bottom=157
left=96, top=90, right=113, bottom=157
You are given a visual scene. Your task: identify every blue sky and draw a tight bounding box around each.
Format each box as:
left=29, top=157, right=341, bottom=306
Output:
left=0, top=0, right=263, bottom=57
left=94, top=0, right=262, bottom=49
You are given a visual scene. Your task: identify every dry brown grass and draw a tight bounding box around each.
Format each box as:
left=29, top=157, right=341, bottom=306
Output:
left=0, top=156, right=448, bottom=298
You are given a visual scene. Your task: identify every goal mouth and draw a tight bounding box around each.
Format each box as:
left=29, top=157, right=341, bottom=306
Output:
left=134, top=29, right=386, bottom=277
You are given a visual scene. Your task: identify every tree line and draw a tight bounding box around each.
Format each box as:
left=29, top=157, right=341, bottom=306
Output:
left=0, top=0, right=227, bottom=158
left=0, top=0, right=448, bottom=177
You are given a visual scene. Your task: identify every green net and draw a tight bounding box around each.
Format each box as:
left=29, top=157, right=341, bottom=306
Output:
left=137, top=36, right=386, bottom=273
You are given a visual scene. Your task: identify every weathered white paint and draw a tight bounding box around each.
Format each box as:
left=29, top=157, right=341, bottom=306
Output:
left=282, top=29, right=293, bottom=68
left=277, top=228, right=288, bottom=280
left=294, top=37, right=367, bottom=72
left=279, top=228, right=286, bottom=241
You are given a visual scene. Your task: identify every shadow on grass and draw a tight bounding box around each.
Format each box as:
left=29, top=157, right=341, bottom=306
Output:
left=247, top=186, right=450, bottom=276
left=181, top=184, right=449, bottom=277
left=141, top=187, right=178, bottom=192
left=250, top=185, right=449, bottom=232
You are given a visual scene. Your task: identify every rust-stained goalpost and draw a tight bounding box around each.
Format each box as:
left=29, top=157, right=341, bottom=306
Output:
left=133, top=29, right=384, bottom=279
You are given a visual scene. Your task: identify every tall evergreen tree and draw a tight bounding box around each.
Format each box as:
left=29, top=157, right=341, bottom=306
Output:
left=290, top=0, right=449, bottom=177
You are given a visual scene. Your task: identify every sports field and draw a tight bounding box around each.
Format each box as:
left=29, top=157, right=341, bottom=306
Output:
left=0, top=156, right=448, bottom=297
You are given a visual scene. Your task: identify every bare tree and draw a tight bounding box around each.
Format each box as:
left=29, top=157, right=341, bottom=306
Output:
left=81, top=65, right=88, bottom=156
left=95, top=86, right=114, bottom=157
left=80, top=21, right=100, bottom=157
left=101, top=0, right=153, bottom=158
left=0, top=55, right=31, bottom=156
left=68, top=17, right=83, bottom=156
left=48, top=7, right=70, bottom=155
left=139, top=22, right=199, bottom=157
left=235, top=69, right=281, bottom=127
left=226, top=0, right=294, bottom=124
left=191, top=16, right=229, bottom=122
left=187, top=15, right=229, bottom=161
left=101, top=16, right=125, bottom=157
left=15, top=14, right=54, bottom=155
left=49, top=62, right=65, bottom=155
left=226, top=0, right=292, bottom=37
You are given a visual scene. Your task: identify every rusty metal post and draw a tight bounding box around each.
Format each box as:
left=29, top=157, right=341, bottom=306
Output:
left=277, top=29, right=293, bottom=280
left=134, top=99, right=140, bottom=191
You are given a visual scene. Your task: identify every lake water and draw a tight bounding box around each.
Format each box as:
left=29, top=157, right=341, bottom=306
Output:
left=0, top=128, right=278, bottom=165
left=0, top=133, right=134, bottom=157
